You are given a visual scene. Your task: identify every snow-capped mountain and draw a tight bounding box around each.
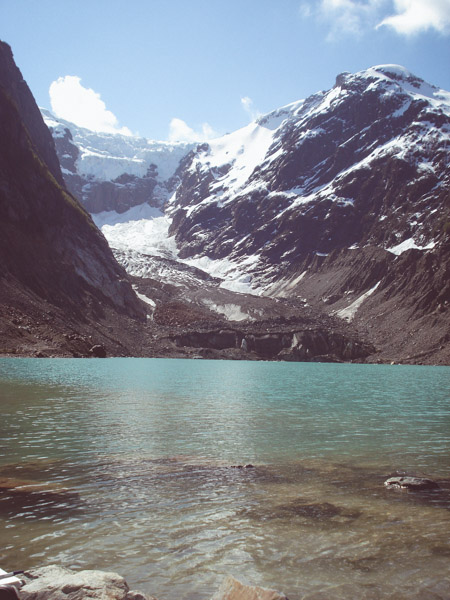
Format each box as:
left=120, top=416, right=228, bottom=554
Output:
left=41, top=109, right=195, bottom=214
left=167, top=65, right=449, bottom=290
left=43, top=65, right=450, bottom=364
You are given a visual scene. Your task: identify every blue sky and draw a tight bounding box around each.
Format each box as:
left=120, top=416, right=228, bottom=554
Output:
left=2, top=0, right=450, bottom=141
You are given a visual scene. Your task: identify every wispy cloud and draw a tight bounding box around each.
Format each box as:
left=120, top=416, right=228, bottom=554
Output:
left=300, top=0, right=384, bottom=39
left=300, top=0, right=450, bottom=37
left=378, top=0, right=450, bottom=35
left=241, top=96, right=261, bottom=121
left=168, top=118, right=217, bottom=142
left=49, top=76, right=132, bottom=135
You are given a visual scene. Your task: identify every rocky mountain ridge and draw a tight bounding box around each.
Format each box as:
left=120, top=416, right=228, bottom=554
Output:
left=167, top=65, right=449, bottom=286
left=41, top=64, right=450, bottom=363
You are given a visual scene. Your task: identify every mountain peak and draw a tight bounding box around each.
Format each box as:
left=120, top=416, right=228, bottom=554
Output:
left=370, top=64, right=419, bottom=81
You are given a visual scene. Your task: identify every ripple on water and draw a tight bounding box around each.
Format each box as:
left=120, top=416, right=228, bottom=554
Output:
left=0, top=360, right=449, bottom=599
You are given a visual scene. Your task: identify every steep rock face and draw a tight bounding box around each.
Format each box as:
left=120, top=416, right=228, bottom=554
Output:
left=0, top=46, right=63, bottom=187
left=0, top=41, right=146, bottom=355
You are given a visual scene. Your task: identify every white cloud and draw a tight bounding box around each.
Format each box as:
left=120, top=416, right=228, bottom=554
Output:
left=168, top=118, right=217, bottom=142
left=301, top=0, right=450, bottom=37
left=49, top=75, right=132, bottom=135
left=301, top=0, right=384, bottom=38
left=378, top=0, right=450, bottom=35
left=241, top=96, right=261, bottom=121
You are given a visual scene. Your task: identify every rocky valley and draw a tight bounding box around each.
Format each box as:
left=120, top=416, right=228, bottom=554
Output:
left=1, top=39, right=449, bottom=364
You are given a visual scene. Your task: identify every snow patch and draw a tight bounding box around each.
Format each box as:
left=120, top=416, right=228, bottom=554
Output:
left=264, top=271, right=308, bottom=297
left=387, top=238, right=436, bottom=255
left=335, top=282, right=381, bottom=322
left=202, top=300, right=250, bottom=321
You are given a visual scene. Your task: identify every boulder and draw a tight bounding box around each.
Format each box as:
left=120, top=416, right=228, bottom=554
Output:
left=384, top=476, right=439, bottom=490
left=19, top=566, right=155, bottom=600
left=89, top=345, right=107, bottom=358
left=212, top=576, right=288, bottom=600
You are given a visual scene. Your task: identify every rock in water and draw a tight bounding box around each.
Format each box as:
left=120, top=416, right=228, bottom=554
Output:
left=20, top=566, right=156, bottom=600
left=212, top=576, right=289, bottom=600
left=384, top=476, right=439, bottom=490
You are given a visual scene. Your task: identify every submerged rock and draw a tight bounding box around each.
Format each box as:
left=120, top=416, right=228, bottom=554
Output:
left=20, top=566, right=155, bottom=600
left=384, top=476, right=439, bottom=490
left=212, top=576, right=289, bottom=600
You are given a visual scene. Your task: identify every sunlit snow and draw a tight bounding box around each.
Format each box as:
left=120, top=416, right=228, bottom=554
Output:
left=41, top=109, right=195, bottom=182
left=387, top=238, right=436, bottom=255
left=335, top=282, right=381, bottom=322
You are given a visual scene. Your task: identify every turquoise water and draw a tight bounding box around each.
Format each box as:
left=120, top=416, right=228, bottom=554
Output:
left=0, top=359, right=449, bottom=599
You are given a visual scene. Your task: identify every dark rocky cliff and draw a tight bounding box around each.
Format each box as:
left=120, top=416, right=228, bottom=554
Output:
left=0, top=40, right=146, bottom=357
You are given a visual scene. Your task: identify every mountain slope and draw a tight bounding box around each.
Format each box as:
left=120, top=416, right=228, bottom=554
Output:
left=168, top=66, right=449, bottom=286
left=44, top=64, right=450, bottom=364
left=164, top=65, right=450, bottom=363
left=0, top=40, right=147, bottom=357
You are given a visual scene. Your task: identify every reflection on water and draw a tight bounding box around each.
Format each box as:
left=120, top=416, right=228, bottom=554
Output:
left=0, top=359, right=449, bottom=599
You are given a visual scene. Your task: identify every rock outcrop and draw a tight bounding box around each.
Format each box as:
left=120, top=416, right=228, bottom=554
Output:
left=384, top=476, right=440, bottom=490
left=19, top=566, right=154, bottom=600
left=212, top=576, right=289, bottom=600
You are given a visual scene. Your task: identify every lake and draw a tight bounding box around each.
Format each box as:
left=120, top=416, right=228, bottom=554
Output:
left=0, top=358, right=449, bottom=599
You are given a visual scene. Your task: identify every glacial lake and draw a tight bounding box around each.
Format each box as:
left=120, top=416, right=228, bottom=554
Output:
left=0, top=358, right=449, bottom=600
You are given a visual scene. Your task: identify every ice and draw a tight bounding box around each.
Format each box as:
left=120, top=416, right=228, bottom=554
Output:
left=97, top=210, right=263, bottom=294
left=100, top=214, right=177, bottom=259
left=92, top=204, right=164, bottom=228
left=185, top=253, right=261, bottom=295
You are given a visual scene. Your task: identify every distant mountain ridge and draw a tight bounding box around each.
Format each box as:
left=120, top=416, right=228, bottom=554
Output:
left=40, top=109, right=194, bottom=215
left=42, top=64, right=450, bottom=364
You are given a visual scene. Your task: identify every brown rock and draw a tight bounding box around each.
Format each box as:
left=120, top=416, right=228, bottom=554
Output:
left=212, top=576, right=288, bottom=600
left=89, top=345, right=107, bottom=358
left=384, top=476, right=439, bottom=490
left=20, top=566, right=155, bottom=600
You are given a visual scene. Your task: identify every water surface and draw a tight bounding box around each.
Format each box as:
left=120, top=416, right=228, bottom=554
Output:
left=0, top=359, right=449, bottom=599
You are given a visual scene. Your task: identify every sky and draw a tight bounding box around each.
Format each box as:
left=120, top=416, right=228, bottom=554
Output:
left=2, top=0, right=450, bottom=141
